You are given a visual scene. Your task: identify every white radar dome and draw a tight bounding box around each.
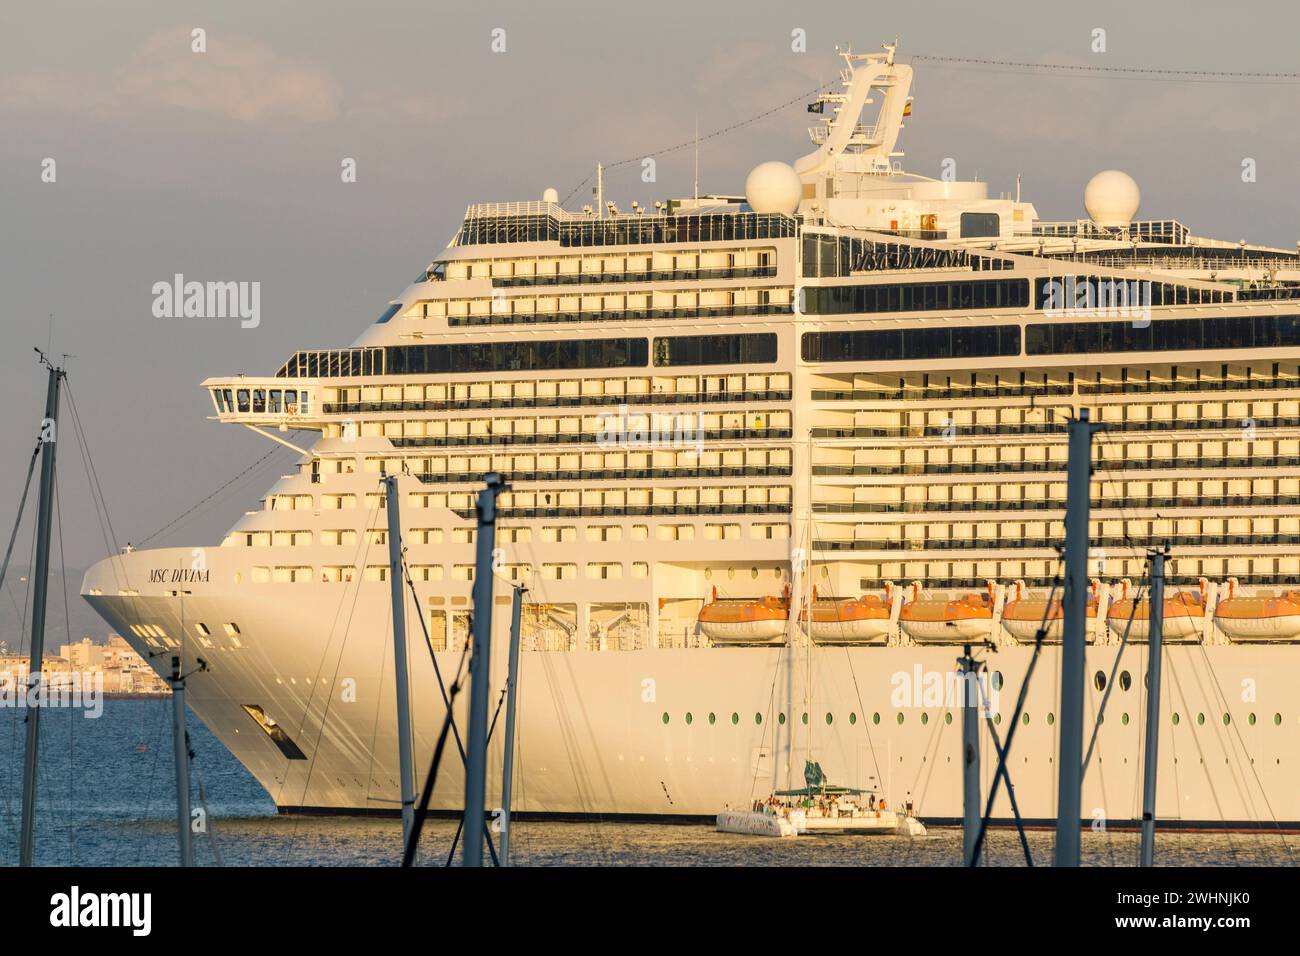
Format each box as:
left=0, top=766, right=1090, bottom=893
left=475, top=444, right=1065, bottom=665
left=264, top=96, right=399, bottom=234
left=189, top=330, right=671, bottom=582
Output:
left=1084, top=170, right=1140, bottom=228
left=745, top=161, right=803, bottom=215
left=542, top=187, right=559, bottom=204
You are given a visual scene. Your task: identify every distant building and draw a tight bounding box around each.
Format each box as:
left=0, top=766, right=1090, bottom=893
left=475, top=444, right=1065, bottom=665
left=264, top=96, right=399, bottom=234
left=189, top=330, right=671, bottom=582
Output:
left=0, top=635, right=168, bottom=696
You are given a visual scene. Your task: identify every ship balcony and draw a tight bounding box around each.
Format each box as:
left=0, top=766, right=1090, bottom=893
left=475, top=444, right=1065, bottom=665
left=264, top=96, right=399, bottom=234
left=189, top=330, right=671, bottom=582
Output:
left=203, top=376, right=323, bottom=428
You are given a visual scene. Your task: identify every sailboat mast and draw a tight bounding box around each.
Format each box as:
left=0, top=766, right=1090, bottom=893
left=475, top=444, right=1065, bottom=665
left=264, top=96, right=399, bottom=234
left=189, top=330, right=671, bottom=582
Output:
left=18, top=359, right=62, bottom=867
left=385, top=474, right=417, bottom=852
left=1054, top=409, right=1098, bottom=867
left=1139, top=546, right=1168, bottom=866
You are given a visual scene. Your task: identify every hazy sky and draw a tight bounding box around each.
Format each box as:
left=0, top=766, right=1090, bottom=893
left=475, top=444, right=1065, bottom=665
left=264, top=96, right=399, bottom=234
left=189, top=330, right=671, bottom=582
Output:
left=2, top=0, right=1299, bottom=567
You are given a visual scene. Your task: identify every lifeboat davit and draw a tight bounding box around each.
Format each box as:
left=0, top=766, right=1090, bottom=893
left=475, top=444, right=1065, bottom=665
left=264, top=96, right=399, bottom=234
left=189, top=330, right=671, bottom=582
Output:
left=798, top=586, right=892, bottom=644
left=1213, top=579, right=1300, bottom=642
left=898, top=584, right=995, bottom=643
left=1105, top=580, right=1206, bottom=641
left=698, top=585, right=789, bottom=645
left=1000, top=580, right=1099, bottom=643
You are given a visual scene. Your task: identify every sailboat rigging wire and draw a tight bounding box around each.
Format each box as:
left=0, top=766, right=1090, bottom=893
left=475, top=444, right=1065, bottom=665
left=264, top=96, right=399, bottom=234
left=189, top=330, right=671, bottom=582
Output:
left=561, top=79, right=838, bottom=205
left=1, top=515, right=39, bottom=848
left=843, top=651, right=886, bottom=798
left=1193, top=644, right=1296, bottom=862
left=134, top=441, right=293, bottom=546
left=0, top=441, right=40, bottom=603
left=397, top=552, right=500, bottom=866
left=908, top=54, right=1300, bottom=83
left=402, top=677, right=462, bottom=868
left=977, top=683, right=1034, bottom=866
left=1162, top=654, right=1239, bottom=860
left=55, top=461, right=78, bottom=864
left=970, top=564, right=1062, bottom=866
left=63, top=383, right=125, bottom=570
left=193, top=767, right=225, bottom=866
left=1082, top=576, right=1148, bottom=775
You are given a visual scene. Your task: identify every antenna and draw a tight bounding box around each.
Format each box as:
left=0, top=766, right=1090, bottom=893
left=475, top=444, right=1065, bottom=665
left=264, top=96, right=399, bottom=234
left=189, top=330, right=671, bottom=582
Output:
left=693, top=114, right=699, bottom=201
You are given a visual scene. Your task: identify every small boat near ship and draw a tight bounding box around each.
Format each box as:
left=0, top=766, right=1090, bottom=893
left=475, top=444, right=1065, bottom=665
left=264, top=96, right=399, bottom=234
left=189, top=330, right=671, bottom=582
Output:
left=697, top=586, right=790, bottom=644
left=1105, top=579, right=1207, bottom=641
left=717, top=761, right=926, bottom=838
left=899, top=583, right=995, bottom=643
left=797, top=587, right=893, bottom=644
left=1000, top=579, right=1101, bottom=643
left=1213, top=579, right=1300, bottom=642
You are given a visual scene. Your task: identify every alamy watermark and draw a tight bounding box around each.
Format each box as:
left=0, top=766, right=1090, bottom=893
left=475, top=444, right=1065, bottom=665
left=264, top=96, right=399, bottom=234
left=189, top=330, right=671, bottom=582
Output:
left=596, top=404, right=704, bottom=457
left=890, top=664, right=999, bottom=716
left=152, top=274, right=260, bottom=328
left=0, top=671, right=104, bottom=718
left=1041, top=275, right=1152, bottom=326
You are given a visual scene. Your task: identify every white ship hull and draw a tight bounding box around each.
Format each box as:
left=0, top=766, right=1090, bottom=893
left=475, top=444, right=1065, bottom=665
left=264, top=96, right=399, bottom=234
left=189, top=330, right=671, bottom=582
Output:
left=84, top=550, right=1300, bottom=826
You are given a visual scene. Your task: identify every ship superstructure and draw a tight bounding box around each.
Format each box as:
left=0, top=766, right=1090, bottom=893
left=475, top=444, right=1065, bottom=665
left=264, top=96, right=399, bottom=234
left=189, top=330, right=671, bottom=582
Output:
left=84, top=43, right=1300, bottom=826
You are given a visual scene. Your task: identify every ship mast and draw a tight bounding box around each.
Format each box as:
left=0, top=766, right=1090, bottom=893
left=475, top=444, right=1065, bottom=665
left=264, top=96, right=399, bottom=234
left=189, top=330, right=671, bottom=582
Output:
left=18, top=355, right=63, bottom=867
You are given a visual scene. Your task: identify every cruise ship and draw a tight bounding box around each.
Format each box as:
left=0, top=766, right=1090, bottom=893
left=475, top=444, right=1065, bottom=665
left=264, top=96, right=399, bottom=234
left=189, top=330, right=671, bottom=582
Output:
left=83, top=43, right=1300, bottom=827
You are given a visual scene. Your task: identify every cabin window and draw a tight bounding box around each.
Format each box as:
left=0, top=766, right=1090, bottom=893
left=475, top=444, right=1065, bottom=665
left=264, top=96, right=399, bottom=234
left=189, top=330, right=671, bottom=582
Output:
left=960, top=212, right=1000, bottom=238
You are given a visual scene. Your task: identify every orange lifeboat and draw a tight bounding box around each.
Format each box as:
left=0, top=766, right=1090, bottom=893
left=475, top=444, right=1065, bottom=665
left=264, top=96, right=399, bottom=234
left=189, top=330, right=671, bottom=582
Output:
left=698, top=585, right=790, bottom=645
left=798, top=586, right=892, bottom=644
left=1000, top=580, right=1099, bottom=643
left=1105, top=580, right=1206, bottom=641
left=1214, top=579, right=1300, bottom=642
left=898, top=583, right=995, bottom=643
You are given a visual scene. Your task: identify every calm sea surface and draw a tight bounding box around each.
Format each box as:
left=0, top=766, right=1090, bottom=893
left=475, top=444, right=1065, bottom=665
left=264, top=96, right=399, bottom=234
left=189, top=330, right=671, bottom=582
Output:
left=0, top=700, right=1294, bottom=867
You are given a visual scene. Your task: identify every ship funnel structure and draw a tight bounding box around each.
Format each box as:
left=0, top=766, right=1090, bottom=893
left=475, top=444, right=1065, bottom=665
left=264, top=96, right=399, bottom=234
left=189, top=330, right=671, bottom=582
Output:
left=796, top=42, right=913, bottom=182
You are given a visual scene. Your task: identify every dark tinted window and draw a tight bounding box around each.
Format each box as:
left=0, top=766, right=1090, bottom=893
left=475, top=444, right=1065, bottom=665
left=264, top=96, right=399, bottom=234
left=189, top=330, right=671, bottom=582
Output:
left=802, top=280, right=1029, bottom=315
left=960, top=212, right=1000, bottom=238
left=802, top=325, right=1021, bottom=362
left=652, top=333, right=777, bottom=367
left=1025, top=314, right=1300, bottom=355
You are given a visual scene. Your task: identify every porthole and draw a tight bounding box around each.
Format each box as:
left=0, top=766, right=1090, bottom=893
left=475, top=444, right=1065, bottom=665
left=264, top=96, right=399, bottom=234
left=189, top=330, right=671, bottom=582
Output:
left=1121, top=713, right=1129, bottom=726
left=778, top=712, right=786, bottom=725
left=991, top=671, right=1004, bottom=691
left=750, top=567, right=759, bottom=579
left=1172, top=712, right=1180, bottom=725
left=704, top=568, right=712, bottom=580
left=921, top=713, right=929, bottom=726
left=661, top=712, right=669, bottom=724
left=896, top=713, right=905, bottom=725
left=1093, top=670, right=1107, bottom=692
left=1248, top=713, right=1257, bottom=726
left=1119, top=671, right=1132, bottom=691
left=872, top=712, right=881, bottom=725
left=685, top=712, right=693, bottom=725
left=1275, top=713, right=1283, bottom=726
left=755, top=712, right=762, bottom=725
left=727, top=568, right=735, bottom=580
left=1047, top=712, right=1055, bottom=725
left=994, top=714, right=1002, bottom=725
left=801, top=712, right=808, bottom=725
left=944, top=713, right=953, bottom=725
left=1197, top=712, right=1206, bottom=725
left=708, top=712, right=716, bottom=725
left=1022, top=713, right=1030, bottom=725
left=731, top=712, right=739, bottom=725
left=825, top=713, right=833, bottom=725
left=1222, top=713, right=1231, bottom=726
left=849, top=712, right=858, bottom=725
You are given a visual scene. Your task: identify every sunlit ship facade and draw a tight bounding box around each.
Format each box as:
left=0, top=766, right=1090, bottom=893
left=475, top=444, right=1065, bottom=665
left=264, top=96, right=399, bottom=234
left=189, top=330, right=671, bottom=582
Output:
left=84, top=44, right=1300, bottom=826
